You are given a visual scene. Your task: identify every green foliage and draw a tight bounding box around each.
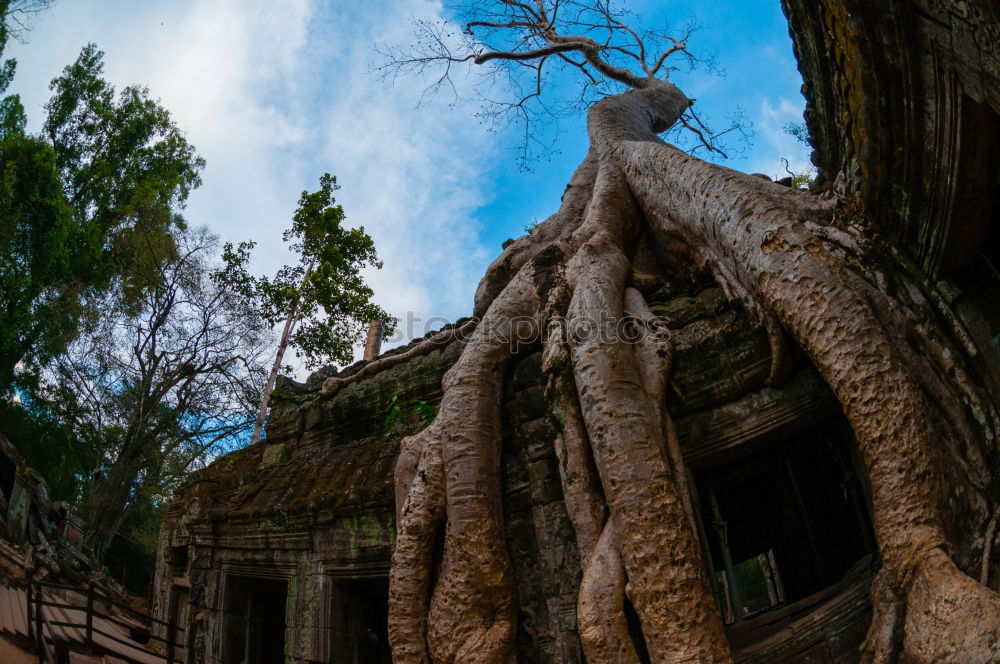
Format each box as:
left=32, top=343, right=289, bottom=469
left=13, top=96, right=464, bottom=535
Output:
left=377, top=394, right=402, bottom=437
left=374, top=396, right=437, bottom=437
left=0, top=33, right=203, bottom=393
left=0, top=132, right=79, bottom=389
left=778, top=157, right=814, bottom=191
left=789, top=172, right=813, bottom=189
left=411, top=399, right=437, bottom=426
left=782, top=121, right=811, bottom=147
left=43, top=44, right=203, bottom=232
left=103, top=499, right=164, bottom=595
left=0, top=396, right=97, bottom=503
left=225, top=173, right=395, bottom=371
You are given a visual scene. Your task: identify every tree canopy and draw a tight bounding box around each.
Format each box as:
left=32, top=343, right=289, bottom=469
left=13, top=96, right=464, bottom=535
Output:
left=231, top=173, right=393, bottom=443
left=0, top=29, right=203, bottom=393
left=42, top=226, right=271, bottom=559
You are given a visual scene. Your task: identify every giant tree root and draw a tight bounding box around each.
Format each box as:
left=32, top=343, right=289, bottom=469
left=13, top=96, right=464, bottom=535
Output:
left=389, top=77, right=999, bottom=664
left=578, top=523, right=640, bottom=664
left=899, top=548, right=1000, bottom=663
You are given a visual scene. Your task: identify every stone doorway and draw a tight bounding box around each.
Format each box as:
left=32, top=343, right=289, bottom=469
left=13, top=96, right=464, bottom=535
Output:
left=221, top=575, right=288, bottom=664
left=328, top=578, right=391, bottom=664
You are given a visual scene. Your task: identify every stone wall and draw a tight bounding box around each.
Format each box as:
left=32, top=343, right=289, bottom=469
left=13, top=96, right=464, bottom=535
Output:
left=783, top=0, right=1000, bottom=278
left=154, top=275, right=868, bottom=663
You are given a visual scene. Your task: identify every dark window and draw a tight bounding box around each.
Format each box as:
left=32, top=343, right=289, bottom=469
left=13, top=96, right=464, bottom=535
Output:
left=0, top=451, right=15, bottom=502
left=169, top=546, right=189, bottom=575
left=697, top=419, right=875, bottom=625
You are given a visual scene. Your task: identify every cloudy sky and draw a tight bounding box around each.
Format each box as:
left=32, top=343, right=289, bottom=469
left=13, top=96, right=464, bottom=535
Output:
left=7, top=0, right=811, bottom=360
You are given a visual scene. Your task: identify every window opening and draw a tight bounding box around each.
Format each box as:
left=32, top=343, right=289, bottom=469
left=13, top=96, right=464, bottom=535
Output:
left=222, top=576, right=287, bottom=664
left=697, top=419, right=875, bottom=626
left=0, top=451, right=15, bottom=502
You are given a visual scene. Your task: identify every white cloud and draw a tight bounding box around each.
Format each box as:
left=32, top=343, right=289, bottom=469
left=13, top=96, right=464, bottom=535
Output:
left=7, top=0, right=500, bottom=367
left=747, top=96, right=814, bottom=180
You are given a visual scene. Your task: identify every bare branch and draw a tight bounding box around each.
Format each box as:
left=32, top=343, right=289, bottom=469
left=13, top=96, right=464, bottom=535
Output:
left=474, top=40, right=588, bottom=64
left=2, top=0, right=56, bottom=42
left=678, top=115, right=727, bottom=158
left=374, top=1, right=730, bottom=165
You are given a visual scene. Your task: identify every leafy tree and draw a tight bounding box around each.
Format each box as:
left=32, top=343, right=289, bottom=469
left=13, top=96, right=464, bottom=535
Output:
left=0, top=0, right=70, bottom=389
left=41, top=227, right=271, bottom=560
left=229, top=174, right=392, bottom=444
left=0, top=30, right=203, bottom=393
left=0, top=395, right=96, bottom=502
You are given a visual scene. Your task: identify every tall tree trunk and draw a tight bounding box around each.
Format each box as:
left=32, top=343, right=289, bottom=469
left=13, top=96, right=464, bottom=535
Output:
left=83, top=451, right=144, bottom=561
left=250, top=258, right=315, bottom=444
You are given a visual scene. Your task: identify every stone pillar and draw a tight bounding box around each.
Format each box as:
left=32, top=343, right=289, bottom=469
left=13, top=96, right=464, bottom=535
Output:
left=363, top=320, right=383, bottom=361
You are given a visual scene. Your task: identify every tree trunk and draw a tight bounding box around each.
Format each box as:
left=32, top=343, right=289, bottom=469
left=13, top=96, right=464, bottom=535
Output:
left=250, top=258, right=315, bottom=444
left=83, top=452, right=144, bottom=561
left=388, top=78, right=1000, bottom=664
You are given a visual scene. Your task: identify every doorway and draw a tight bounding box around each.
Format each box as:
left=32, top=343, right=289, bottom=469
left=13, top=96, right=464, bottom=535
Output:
left=328, top=578, right=392, bottom=664
left=222, top=576, right=288, bottom=664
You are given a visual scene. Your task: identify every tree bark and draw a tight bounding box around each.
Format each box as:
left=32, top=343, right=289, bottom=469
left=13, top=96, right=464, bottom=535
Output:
left=250, top=258, right=315, bottom=444
left=389, top=77, right=999, bottom=664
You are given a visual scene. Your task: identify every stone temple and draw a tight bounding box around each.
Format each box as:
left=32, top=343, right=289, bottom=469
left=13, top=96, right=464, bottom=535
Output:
left=151, top=0, right=1000, bottom=662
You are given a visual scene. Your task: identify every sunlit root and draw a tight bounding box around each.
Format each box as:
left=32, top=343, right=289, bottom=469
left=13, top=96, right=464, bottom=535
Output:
left=623, top=287, right=697, bottom=531
left=898, top=548, right=1000, bottom=663
left=425, top=250, right=576, bottom=664
left=564, top=164, right=732, bottom=664
left=542, top=319, right=606, bottom=561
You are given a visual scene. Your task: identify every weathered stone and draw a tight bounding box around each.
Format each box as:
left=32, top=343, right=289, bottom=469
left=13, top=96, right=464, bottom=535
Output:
left=148, top=4, right=1000, bottom=662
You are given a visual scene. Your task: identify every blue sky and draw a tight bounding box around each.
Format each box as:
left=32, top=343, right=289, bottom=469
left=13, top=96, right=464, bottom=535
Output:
left=7, top=0, right=811, bottom=364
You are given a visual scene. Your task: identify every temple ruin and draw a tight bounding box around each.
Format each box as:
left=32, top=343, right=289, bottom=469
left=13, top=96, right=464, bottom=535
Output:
left=152, top=0, right=1000, bottom=662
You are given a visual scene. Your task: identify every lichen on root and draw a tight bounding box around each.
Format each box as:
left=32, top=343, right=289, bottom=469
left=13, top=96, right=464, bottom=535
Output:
left=388, top=77, right=1000, bottom=664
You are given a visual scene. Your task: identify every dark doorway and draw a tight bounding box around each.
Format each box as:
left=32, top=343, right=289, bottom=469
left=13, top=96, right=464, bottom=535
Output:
left=696, top=418, right=875, bottom=624
left=329, top=578, right=392, bottom=664
left=222, top=576, right=288, bottom=664
left=0, top=449, right=15, bottom=502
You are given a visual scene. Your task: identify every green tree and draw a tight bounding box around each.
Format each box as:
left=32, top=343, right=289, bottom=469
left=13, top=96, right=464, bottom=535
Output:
left=44, top=227, right=271, bottom=560
left=0, top=29, right=203, bottom=393
left=236, top=174, right=393, bottom=443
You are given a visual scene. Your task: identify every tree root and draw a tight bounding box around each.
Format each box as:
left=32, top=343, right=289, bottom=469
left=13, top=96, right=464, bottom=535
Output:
left=389, top=76, right=999, bottom=664
left=623, top=287, right=697, bottom=532
left=578, top=522, right=642, bottom=664
left=982, top=505, right=1000, bottom=586
left=860, top=569, right=905, bottom=664
left=899, top=548, right=1000, bottom=663
left=543, top=319, right=605, bottom=563
left=564, top=164, right=731, bottom=664
left=390, top=429, right=445, bottom=664
left=473, top=152, right=598, bottom=317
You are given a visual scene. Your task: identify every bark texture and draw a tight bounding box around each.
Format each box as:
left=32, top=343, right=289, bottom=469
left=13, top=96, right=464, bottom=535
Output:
left=388, top=77, right=1000, bottom=664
